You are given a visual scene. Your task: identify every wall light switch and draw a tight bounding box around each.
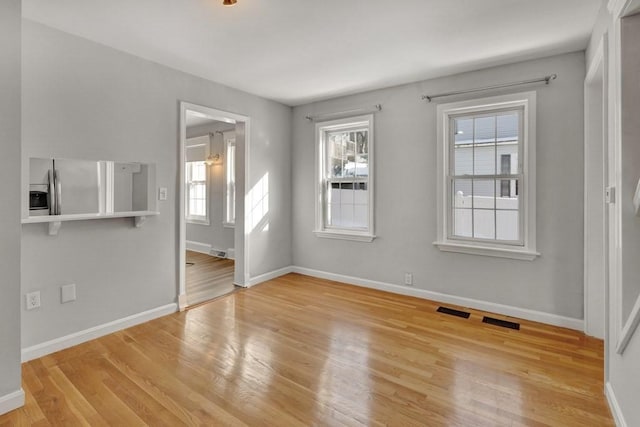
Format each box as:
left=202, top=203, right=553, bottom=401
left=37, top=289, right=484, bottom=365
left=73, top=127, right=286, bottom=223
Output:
left=61, top=284, right=76, bottom=303
left=158, top=187, right=168, bottom=201
left=605, top=186, right=616, bottom=204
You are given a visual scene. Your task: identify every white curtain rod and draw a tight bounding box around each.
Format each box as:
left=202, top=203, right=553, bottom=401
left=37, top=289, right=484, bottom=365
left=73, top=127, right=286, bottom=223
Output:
left=422, top=74, right=557, bottom=102
left=305, top=104, right=382, bottom=122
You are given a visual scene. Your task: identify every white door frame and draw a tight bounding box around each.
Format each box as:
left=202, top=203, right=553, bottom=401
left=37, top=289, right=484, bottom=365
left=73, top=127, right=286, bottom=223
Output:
left=584, top=36, right=608, bottom=341
left=178, top=102, right=250, bottom=310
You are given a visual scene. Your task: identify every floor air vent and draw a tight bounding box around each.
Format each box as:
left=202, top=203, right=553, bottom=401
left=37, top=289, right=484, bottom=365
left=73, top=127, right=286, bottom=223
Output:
left=482, top=316, right=520, bottom=330
left=437, top=306, right=471, bottom=319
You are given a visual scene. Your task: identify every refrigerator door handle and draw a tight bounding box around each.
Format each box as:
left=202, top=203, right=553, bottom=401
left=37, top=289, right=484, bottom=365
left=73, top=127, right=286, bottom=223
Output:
left=54, top=170, right=62, bottom=215
left=48, top=169, right=56, bottom=215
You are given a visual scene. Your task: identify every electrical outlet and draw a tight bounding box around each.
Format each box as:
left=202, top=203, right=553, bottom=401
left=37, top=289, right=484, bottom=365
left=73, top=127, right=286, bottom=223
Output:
left=26, top=291, right=41, bottom=310
left=61, top=284, right=76, bottom=304
left=404, top=273, right=413, bottom=286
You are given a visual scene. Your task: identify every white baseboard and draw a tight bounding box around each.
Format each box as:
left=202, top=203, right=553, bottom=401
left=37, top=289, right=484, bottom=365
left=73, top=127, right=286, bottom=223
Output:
left=186, top=240, right=211, bottom=255
left=227, top=248, right=235, bottom=260
left=0, top=389, right=24, bottom=415
left=606, top=382, right=627, bottom=427
left=248, top=266, right=294, bottom=287
left=21, top=303, right=178, bottom=362
left=178, top=293, right=189, bottom=311
left=291, top=266, right=584, bottom=330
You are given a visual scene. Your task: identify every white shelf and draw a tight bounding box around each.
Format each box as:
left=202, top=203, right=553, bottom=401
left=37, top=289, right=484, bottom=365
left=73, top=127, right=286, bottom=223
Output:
left=22, top=211, right=159, bottom=235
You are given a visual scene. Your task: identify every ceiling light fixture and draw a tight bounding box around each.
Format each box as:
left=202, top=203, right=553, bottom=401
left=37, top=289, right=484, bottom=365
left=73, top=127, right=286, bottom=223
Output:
left=223, top=0, right=237, bottom=6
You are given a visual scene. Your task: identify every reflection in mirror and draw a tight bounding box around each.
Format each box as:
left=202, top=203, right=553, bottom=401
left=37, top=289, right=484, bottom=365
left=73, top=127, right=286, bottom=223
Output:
left=28, top=157, right=155, bottom=217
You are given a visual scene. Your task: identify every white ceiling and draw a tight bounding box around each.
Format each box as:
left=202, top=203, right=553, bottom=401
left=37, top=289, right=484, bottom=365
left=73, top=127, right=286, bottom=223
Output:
left=185, top=111, right=218, bottom=128
left=23, top=0, right=603, bottom=106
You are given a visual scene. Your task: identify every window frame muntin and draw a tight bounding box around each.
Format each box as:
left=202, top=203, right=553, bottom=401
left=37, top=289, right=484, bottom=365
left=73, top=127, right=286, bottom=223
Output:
left=447, top=106, right=525, bottom=246
left=314, top=114, right=375, bottom=242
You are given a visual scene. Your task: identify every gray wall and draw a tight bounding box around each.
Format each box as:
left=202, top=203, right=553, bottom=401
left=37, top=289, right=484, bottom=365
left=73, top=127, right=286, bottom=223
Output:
left=0, top=0, right=22, bottom=402
left=21, top=20, right=292, bottom=348
left=292, top=52, right=585, bottom=319
left=186, top=122, right=235, bottom=252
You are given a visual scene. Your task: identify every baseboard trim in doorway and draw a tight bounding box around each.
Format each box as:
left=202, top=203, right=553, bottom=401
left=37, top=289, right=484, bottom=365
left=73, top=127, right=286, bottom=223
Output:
left=606, top=382, right=628, bottom=427
left=248, top=266, right=294, bottom=287
left=0, top=389, right=24, bottom=416
left=21, top=303, right=178, bottom=362
left=186, top=241, right=212, bottom=255
left=291, top=266, right=584, bottom=331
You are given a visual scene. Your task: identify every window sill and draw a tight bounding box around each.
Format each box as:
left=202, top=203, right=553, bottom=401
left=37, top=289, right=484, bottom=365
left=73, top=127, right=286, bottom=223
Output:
left=314, top=230, right=376, bottom=243
left=223, top=222, right=235, bottom=229
left=187, top=219, right=210, bottom=226
left=433, top=241, right=539, bottom=261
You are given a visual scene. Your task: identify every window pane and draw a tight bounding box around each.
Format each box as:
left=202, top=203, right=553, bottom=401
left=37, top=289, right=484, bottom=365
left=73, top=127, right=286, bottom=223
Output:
left=472, top=179, right=495, bottom=239
left=355, top=130, right=368, bottom=177
left=341, top=182, right=354, bottom=204
left=192, top=162, right=206, bottom=181
left=354, top=182, right=368, bottom=205
left=473, top=209, right=495, bottom=239
left=453, top=208, right=472, bottom=238
left=454, top=145, right=473, bottom=175
left=496, top=210, right=519, bottom=241
left=329, top=182, right=341, bottom=205
left=473, top=179, right=494, bottom=201
left=497, top=113, right=519, bottom=142
left=328, top=131, right=353, bottom=178
left=225, top=142, right=236, bottom=224
left=354, top=205, right=368, bottom=228
left=452, top=179, right=472, bottom=238
left=495, top=179, right=519, bottom=209
left=474, top=116, right=495, bottom=143
left=474, top=142, right=496, bottom=175
left=497, top=142, right=518, bottom=174
left=453, top=179, right=472, bottom=208
left=454, top=118, right=473, bottom=145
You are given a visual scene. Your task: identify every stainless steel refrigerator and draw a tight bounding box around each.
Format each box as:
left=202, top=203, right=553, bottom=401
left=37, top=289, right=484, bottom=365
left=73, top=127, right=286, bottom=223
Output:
left=29, top=158, right=101, bottom=216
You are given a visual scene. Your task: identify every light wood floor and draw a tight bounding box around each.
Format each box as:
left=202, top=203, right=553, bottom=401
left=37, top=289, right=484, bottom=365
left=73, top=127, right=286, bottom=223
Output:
left=186, top=250, right=236, bottom=306
left=0, top=274, right=613, bottom=426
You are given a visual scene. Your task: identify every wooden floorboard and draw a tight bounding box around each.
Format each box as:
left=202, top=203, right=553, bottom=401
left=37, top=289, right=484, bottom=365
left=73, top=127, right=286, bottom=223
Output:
left=0, top=273, right=613, bottom=426
left=185, top=250, right=236, bottom=306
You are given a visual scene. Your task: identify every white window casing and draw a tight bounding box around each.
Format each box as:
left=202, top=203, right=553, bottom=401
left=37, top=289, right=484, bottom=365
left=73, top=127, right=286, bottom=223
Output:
left=314, top=114, right=375, bottom=242
left=434, top=92, right=539, bottom=260
left=223, top=136, right=236, bottom=227
left=185, top=160, right=210, bottom=225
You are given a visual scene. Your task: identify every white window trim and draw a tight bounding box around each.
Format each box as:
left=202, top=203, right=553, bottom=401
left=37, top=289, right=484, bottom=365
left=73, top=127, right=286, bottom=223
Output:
left=314, top=114, right=376, bottom=242
left=223, top=134, right=236, bottom=228
left=185, top=159, right=210, bottom=226
left=433, top=92, right=539, bottom=261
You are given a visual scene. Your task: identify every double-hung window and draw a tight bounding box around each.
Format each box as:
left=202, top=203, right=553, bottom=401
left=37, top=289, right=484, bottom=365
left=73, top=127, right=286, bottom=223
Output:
left=314, top=115, right=375, bottom=242
left=186, top=160, right=209, bottom=224
left=224, top=137, right=236, bottom=227
left=434, top=92, right=538, bottom=260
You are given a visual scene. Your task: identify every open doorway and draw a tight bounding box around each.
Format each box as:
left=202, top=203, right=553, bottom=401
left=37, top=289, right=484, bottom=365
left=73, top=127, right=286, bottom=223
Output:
left=178, top=102, right=249, bottom=309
